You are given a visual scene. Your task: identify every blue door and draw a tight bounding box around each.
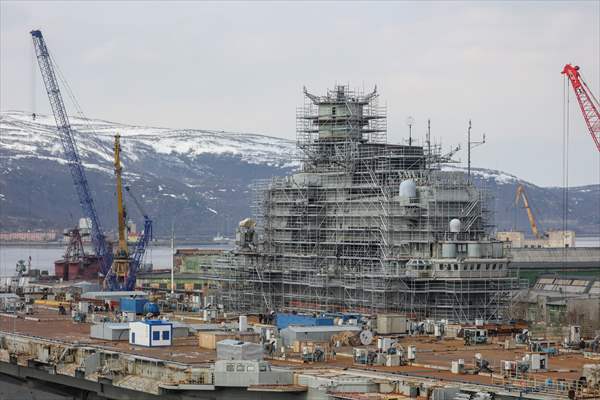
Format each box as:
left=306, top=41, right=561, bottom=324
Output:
left=131, top=332, right=135, bottom=343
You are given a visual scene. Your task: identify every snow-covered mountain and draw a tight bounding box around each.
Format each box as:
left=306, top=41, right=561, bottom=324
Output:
left=1, top=111, right=598, bottom=237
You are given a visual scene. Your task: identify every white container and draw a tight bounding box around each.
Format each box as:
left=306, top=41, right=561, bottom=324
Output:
left=239, top=315, right=248, bottom=332
left=529, top=353, right=548, bottom=371
left=377, top=337, right=394, bottom=351
left=407, top=345, right=416, bottom=361
left=386, top=354, right=401, bottom=367
left=129, top=320, right=172, bottom=347
left=78, top=301, right=89, bottom=313
left=451, top=361, right=464, bottom=374
left=124, top=311, right=136, bottom=322
left=376, top=314, right=408, bottom=334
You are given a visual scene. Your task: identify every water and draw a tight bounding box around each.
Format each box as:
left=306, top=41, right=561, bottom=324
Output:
left=1, top=238, right=597, bottom=277
left=576, top=236, right=600, bottom=247
left=0, top=244, right=231, bottom=276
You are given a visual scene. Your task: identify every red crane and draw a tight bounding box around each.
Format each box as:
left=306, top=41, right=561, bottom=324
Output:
left=562, top=64, right=600, bottom=152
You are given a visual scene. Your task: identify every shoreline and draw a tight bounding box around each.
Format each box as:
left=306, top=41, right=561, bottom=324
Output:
left=0, top=240, right=233, bottom=248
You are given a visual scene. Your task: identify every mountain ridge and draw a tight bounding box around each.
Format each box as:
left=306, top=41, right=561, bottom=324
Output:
left=1, top=111, right=598, bottom=237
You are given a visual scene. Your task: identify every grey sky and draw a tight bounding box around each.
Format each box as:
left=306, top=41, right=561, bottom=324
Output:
left=1, top=1, right=599, bottom=187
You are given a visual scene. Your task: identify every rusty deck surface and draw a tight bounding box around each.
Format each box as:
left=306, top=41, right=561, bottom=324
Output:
left=0, top=307, right=592, bottom=382
left=0, top=307, right=216, bottom=365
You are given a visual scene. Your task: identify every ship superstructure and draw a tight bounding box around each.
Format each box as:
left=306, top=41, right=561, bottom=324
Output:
left=199, top=85, right=522, bottom=322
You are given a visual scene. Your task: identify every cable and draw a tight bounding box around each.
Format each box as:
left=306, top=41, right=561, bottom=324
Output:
left=562, top=74, right=570, bottom=273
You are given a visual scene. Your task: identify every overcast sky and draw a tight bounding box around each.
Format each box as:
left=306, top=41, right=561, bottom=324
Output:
left=2, top=1, right=599, bottom=187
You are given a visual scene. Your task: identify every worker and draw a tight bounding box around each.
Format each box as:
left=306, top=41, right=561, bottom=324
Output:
left=58, top=305, right=66, bottom=315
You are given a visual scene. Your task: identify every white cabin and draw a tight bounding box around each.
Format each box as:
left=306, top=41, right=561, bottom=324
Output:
left=129, top=320, right=172, bottom=347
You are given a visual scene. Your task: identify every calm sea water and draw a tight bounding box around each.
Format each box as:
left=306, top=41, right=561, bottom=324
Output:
left=0, top=244, right=231, bottom=276
left=0, top=238, right=598, bottom=277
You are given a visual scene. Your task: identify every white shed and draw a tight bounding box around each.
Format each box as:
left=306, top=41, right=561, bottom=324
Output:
left=129, top=320, right=172, bottom=347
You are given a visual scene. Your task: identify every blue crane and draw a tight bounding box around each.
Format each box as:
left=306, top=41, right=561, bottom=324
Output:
left=30, top=30, right=114, bottom=285
left=31, top=30, right=153, bottom=290
left=124, top=186, right=153, bottom=291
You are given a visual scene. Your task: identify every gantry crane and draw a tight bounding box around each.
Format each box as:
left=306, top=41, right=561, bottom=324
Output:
left=31, top=30, right=114, bottom=285
left=562, top=64, right=600, bottom=152
left=514, top=184, right=547, bottom=240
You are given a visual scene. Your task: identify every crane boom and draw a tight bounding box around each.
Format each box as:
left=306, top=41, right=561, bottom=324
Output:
left=515, top=184, right=546, bottom=240
left=113, top=135, right=128, bottom=257
left=124, top=186, right=153, bottom=291
left=108, top=134, right=131, bottom=288
left=30, top=30, right=113, bottom=281
left=562, top=64, right=600, bottom=152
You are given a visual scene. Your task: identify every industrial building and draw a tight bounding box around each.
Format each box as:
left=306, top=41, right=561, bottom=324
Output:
left=195, top=85, right=524, bottom=322
left=497, top=230, right=577, bottom=248
left=513, top=275, right=600, bottom=336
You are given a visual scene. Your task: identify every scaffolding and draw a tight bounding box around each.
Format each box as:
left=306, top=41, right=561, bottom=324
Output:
left=203, top=85, right=523, bottom=322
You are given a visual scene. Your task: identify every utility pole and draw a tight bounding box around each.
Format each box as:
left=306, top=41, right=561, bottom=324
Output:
left=467, top=120, right=486, bottom=183
left=170, top=221, right=175, bottom=295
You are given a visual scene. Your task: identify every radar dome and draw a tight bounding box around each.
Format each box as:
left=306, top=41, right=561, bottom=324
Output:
left=449, top=218, right=462, bottom=233
left=399, top=179, right=417, bottom=198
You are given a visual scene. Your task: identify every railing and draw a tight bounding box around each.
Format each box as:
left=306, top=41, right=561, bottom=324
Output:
left=491, top=375, right=599, bottom=399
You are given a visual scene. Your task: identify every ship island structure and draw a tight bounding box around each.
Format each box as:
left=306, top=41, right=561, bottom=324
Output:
left=198, top=84, right=524, bottom=323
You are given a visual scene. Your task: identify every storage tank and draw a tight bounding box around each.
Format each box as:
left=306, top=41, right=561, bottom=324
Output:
left=449, top=218, right=462, bottom=233
left=467, top=243, right=482, bottom=258
left=441, top=243, right=457, bottom=258
left=399, top=179, right=417, bottom=198
left=67, top=262, right=80, bottom=280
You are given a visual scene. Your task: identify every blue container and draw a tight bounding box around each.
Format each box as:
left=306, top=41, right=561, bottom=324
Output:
left=315, top=317, right=334, bottom=326
left=143, top=302, right=160, bottom=315
left=276, top=313, right=334, bottom=329
left=120, top=298, right=148, bottom=314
